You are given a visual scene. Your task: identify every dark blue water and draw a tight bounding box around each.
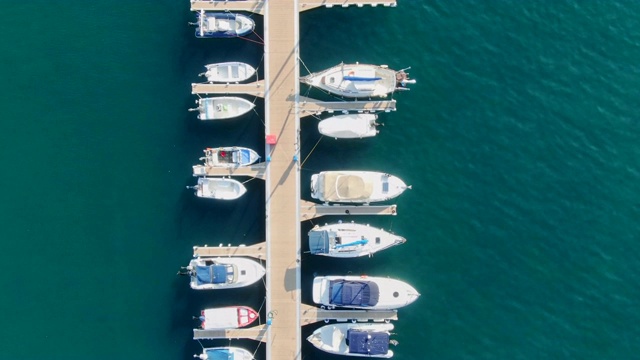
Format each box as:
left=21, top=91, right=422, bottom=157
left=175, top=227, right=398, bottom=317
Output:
left=0, top=1, right=638, bottom=359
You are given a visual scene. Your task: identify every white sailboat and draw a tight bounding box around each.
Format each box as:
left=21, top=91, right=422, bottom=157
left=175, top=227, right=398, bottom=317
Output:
left=310, top=171, right=410, bottom=204
left=201, top=62, right=257, bottom=83
left=180, top=257, right=266, bottom=290
left=191, top=97, right=255, bottom=120
left=301, top=63, right=415, bottom=98
left=308, top=222, right=405, bottom=258
left=318, top=114, right=380, bottom=139
left=189, top=177, right=247, bottom=200
left=307, top=323, right=396, bottom=358
left=312, top=275, right=420, bottom=310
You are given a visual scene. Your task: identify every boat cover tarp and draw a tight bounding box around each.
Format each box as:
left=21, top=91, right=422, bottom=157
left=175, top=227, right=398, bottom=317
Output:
left=322, top=173, right=373, bottom=202
left=240, top=149, right=251, bottom=165
left=329, top=280, right=379, bottom=306
left=196, top=265, right=228, bottom=285
left=205, top=349, right=234, bottom=360
left=203, top=308, right=238, bottom=329
left=309, top=230, right=333, bottom=254
left=347, top=329, right=389, bottom=355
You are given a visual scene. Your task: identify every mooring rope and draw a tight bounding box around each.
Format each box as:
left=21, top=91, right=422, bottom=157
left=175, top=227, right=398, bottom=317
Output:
left=300, top=135, right=323, bottom=168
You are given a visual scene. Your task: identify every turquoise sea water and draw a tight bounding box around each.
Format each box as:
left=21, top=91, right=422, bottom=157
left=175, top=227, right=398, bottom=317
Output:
left=0, top=1, right=639, bottom=359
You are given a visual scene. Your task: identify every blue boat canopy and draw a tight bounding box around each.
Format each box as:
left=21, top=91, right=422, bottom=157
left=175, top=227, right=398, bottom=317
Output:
left=329, top=280, right=379, bottom=306
left=309, top=230, right=334, bottom=254
left=205, top=349, right=234, bottom=360
left=196, top=265, right=229, bottom=285
left=240, top=149, right=251, bottom=165
left=347, top=329, right=390, bottom=355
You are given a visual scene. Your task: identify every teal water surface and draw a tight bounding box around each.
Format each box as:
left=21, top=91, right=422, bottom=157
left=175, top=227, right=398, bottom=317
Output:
left=0, top=1, right=639, bottom=359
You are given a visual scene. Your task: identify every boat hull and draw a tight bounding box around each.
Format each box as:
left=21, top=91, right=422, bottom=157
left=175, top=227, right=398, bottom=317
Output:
left=194, top=177, right=247, bottom=200
left=196, top=97, right=255, bottom=120
left=308, top=222, right=405, bottom=258
left=204, top=62, right=257, bottom=83
left=187, top=257, right=266, bottom=290
left=318, top=114, right=379, bottom=139
left=312, top=275, right=420, bottom=310
left=195, top=12, right=255, bottom=38
left=310, top=171, right=409, bottom=204
left=307, top=323, right=395, bottom=358
left=301, top=63, right=397, bottom=98
left=200, top=306, right=259, bottom=330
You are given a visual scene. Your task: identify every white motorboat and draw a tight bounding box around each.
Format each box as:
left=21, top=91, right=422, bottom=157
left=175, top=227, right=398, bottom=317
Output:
left=307, top=323, right=396, bottom=358
left=191, top=97, right=255, bottom=120
left=195, top=347, right=254, bottom=360
left=318, top=114, right=380, bottom=139
left=180, top=257, right=266, bottom=290
left=196, top=147, right=261, bottom=169
left=301, top=63, right=415, bottom=98
left=189, top=177, right=247, bottom=200
left=194, top=11, right=255, bottom=38
left=197, top=306, right=259, bottom=330
left=310, top=171, right=410, bottom=204
left=308, top=222, right=406, bottom=258
left=201, top=62, right=257, bottom=83
left=312, top=275, right=420, bottom=310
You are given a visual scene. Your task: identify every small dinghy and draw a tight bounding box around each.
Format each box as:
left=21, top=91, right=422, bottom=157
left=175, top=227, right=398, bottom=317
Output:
left=301, top=62, right=415, bottom=98
left=197, top=306, right=259, bottom=330
left=318, top=114, right=380, bottom=139
left=198, top=147, right=261, bottom=168
left=191, top=97, right=255, bottom=120
left=195, top=347, right=255, bottom=360
left=313, top=275, right=420, bottom=310
left=189, top=177, right=247, bottom=200
left=201, top=62, right=257, bottom=83
left=308, top=221, right=405, bottom=258
left=195, top=11, right=255, bottom=38
left=179, top=257, right=266, bottom=290
left=307, top=323, right=397, bottom=358
left=310, top=171, right=410, bottom=204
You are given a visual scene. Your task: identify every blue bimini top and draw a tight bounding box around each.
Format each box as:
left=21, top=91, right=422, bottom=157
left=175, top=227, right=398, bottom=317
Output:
left=196, top=265, right=229, bottom=285
left=308, top=230, right=333, bottom=254
left=329, top=280, right=379, bottom=307
left=347, top=329, right=390, bottom=355
left=240, top=149, right=251, bottom=165
left=205, top=349, right=234, bottom=360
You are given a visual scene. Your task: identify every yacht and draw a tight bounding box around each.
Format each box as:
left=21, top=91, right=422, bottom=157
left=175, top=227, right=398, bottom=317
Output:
left=310, top=171, right=410, bottom=204
left=308, top=221, right=405, bottom=258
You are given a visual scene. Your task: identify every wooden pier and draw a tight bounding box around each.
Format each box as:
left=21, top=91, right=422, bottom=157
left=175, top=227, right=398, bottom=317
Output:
left=192, top=163, right=267, bottom=179
left=187, top=1, right=403, bottom=359
left=192, top=81, right=265, bottom=97
left=193, top=324, right=268, bottom=342
left=193, top=242, right=267, bottom=260
left=300, top=304, right=397, bottom=325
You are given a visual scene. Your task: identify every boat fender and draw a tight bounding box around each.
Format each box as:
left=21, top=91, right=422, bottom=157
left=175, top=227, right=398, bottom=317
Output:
left=360, top=275, right=367, bottom=279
